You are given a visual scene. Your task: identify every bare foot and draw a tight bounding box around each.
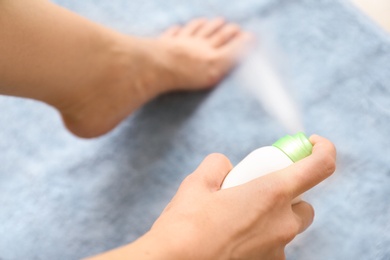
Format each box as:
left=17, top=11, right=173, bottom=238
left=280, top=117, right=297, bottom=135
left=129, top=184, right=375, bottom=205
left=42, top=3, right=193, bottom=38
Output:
left=155, top=18, right=253, bottom=91
left=61, top=18, right=253, bottom=138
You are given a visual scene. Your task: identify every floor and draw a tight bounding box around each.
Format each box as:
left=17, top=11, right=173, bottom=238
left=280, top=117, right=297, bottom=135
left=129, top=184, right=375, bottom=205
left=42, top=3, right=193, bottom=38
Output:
left=351, top=0, right=390, bottom=32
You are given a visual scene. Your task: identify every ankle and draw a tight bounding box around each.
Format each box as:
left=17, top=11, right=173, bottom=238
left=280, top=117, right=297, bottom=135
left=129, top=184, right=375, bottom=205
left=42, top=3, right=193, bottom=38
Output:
left=58, top=35, right=166, bottom=138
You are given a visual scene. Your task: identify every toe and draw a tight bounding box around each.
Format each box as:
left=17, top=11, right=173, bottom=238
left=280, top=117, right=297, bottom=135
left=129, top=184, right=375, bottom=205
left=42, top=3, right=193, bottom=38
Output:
left=225, top=32, right=254, bottom=57
left=180, top=18, right=207, bottom=36
left=161, top=25, right=182, bottom=37
left=218, top=32, right=255, bottom=71
left=209, top=23, right=241, bottom=48
left=196, top=17, right=226, bottom=38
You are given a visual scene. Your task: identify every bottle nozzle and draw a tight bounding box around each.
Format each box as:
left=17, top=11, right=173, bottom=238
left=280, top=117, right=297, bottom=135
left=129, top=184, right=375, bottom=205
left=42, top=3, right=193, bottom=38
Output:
left=272, top=132, right=313, bottom=162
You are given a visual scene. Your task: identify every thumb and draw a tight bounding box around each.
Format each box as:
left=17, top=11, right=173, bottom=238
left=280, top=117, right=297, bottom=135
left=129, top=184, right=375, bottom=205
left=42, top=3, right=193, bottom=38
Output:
left=190, top=153, right=233, bottom=191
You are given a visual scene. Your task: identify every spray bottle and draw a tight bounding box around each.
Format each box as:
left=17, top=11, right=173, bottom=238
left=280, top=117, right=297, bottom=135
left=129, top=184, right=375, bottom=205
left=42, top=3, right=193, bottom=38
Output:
left=221, top=132, right=313, bottom=204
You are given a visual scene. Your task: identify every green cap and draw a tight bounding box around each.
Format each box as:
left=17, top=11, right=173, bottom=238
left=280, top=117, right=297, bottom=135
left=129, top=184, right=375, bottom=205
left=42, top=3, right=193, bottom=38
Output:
left=272, top=132, right=313, bottom=162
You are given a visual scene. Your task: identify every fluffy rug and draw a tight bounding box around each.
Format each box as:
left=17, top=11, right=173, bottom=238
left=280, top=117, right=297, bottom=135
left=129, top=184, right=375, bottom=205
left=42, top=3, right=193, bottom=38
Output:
left=1, top=0, right=389, bottom=259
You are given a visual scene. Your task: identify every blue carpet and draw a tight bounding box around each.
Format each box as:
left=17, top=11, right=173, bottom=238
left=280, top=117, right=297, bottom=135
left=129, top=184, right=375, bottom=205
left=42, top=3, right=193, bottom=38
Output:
left=1, top=0, right=389, bottom=259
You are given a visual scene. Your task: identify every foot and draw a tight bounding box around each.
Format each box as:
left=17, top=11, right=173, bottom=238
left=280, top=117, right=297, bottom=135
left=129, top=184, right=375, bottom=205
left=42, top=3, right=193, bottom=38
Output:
left=155, top=18, right=253, bottom=91
left=61, top=18, right=253, bottom=138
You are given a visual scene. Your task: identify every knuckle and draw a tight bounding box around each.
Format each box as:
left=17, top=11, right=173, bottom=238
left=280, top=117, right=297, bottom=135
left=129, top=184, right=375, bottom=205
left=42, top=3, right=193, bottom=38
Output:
left=207, top=153, right=230, bottom=164
left=279, top=221, right=299, bottom=243
left=253, top=181, right=290, bottom=212
left=271, top=190, right=290, bottom=205
left=266, top=179, right=291, bottom=203
left=320, top=153, right=336, bottom=175
left=181, top=172, right=199, bottom=187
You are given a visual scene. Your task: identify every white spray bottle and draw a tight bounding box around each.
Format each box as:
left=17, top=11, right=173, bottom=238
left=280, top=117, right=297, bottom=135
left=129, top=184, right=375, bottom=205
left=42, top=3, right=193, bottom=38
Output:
left=221, top=132, right=313, bottom=204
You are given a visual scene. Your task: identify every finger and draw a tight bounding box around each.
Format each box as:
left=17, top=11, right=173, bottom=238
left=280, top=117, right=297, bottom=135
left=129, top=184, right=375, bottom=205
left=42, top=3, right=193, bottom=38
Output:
left=292, top=201, right=315, bottom=233
left=191, top=153, right=233, bottom=191
left=161, top=25, right=181, bottom=37
left=275, top=134, right=337, bottom=199
left=209, top=23, right=241, bottom=48
left=196, top=17, right=226, bottom=38
left=179, top=18, right=207, bottom=36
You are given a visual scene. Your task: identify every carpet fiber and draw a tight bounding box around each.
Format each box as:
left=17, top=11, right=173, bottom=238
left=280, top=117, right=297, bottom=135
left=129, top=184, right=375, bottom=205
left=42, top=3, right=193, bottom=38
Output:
left=1, top=0, right=389, bottom=259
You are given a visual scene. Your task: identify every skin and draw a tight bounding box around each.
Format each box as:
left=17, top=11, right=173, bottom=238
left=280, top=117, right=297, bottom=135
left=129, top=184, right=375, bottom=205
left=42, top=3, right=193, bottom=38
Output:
left=88, top=135, right=336, bottom=260
left=0, top=1, right=337, bottom=259
left=0, top=0, right=252, bottom=138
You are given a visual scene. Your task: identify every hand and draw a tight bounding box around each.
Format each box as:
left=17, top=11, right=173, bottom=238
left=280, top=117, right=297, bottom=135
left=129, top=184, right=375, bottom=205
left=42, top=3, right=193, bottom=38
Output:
left=89, top=135, right=336, bottom=260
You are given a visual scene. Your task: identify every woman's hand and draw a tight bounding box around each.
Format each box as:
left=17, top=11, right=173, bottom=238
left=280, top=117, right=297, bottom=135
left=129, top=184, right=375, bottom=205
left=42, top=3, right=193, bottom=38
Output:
left=89, top=135, right=336, bottom=260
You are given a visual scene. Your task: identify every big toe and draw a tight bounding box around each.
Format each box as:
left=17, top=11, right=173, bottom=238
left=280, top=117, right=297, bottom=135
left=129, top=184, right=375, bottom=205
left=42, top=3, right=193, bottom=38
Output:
left=219, top=32, right=255, bottom=69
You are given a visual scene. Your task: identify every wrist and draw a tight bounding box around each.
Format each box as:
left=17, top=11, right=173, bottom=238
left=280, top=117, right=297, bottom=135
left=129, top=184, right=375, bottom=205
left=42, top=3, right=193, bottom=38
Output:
left=87, top=230, right=186, bottom=260
left=129, top=229, right=188, bottom=260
